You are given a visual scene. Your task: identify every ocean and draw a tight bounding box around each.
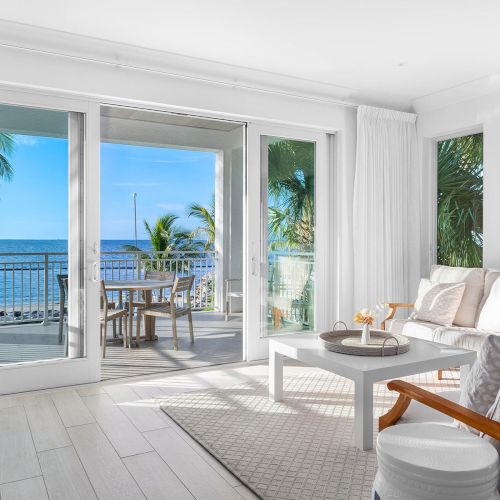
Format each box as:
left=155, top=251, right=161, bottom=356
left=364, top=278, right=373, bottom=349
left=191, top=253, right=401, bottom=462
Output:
left=0, top=240, right=213, bottom=319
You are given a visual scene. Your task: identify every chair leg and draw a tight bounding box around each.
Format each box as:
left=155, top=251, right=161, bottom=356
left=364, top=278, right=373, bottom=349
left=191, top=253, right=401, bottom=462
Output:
left=101, top=323, right=106, bottom=358
left=225, top=297, right=229, bottom=321
left=172, top=315, right=178, bottom=350
left=123, top=313, right=128, bottom=348
left=113, top=319, right=117, bottom=338
left=188, top=311, right=194, bottom=344
left=136, top=312, right=141, bottom=348
left=437, top=369, right=444, bottom=380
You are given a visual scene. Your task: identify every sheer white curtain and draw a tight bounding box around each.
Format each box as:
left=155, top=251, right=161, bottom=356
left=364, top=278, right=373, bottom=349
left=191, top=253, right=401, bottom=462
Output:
left=353, top=105, right=419, bottom=316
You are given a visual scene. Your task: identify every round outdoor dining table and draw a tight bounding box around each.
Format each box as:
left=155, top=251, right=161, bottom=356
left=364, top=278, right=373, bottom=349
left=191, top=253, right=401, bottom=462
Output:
left=104, top=279, right=174, bottom=347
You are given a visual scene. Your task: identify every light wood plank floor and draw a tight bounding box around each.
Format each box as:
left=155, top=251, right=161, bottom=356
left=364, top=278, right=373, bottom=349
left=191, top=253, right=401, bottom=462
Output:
left=0, top=362, right=265, bottom=500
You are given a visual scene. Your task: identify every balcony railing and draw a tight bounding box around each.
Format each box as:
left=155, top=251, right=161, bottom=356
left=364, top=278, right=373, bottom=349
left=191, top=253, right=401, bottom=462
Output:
left=0, top=250, right=216, bottom=324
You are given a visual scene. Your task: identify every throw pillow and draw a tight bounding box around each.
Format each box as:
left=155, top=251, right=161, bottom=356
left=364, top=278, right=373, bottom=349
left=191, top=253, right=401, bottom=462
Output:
left=477, top=277, right=500, bottom=332
left=459, top=335, right=500, bottom=434
left=411, top=279, right=465, bottom=326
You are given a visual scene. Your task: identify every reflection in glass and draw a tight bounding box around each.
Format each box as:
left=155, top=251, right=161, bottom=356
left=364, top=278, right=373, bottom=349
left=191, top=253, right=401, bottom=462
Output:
left=263, top=137, right=315, bottom=335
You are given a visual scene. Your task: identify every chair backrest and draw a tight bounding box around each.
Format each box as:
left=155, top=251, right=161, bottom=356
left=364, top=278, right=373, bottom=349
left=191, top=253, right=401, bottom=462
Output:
left=145, top=270, right=176, bottom=282
left=57, top=274, right=69, bottom=304
left=172, top=276, right=194, bottom=295
left=100, top=281, right=109, bottom=311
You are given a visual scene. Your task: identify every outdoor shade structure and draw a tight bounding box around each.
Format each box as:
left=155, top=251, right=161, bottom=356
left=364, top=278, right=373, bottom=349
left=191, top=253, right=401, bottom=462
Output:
left=100, top=106, right=245, bottom=316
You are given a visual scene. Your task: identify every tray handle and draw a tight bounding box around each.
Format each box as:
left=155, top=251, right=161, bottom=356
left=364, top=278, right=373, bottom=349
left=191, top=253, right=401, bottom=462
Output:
left=381, top=336, right=400, bottom=356
left=332, top=321, right=348, bottom=332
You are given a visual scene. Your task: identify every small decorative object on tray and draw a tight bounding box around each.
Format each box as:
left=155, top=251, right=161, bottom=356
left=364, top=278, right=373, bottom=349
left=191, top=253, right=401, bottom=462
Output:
left=318, top=321, right=410, bottom=356
left=353, top=308, right=375, bottom=344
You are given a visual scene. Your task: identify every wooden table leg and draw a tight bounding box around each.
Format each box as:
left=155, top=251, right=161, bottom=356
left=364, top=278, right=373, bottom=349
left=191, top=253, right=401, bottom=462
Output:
left=129, top=290, right=138, bottom=348
left=118, top=291, right=123, bottom=335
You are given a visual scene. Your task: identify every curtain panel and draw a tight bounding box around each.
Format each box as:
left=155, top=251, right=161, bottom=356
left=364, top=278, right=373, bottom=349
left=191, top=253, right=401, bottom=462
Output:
left=353, top=105, right=419, bottom=317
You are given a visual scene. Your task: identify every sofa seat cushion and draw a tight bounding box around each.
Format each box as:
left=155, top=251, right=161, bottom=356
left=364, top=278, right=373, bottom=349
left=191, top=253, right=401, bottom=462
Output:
left=387, top=319, right=440, bottom=341
left=387, top=319, right=493, bottom=351
left=398, top=390, right=460, bottom=426
left=433, top=328, right=493, bottom=352
left=430, top=265, right=485, bottom=328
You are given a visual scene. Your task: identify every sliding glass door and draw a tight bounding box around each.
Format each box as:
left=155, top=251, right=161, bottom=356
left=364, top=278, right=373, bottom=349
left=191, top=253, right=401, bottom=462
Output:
left=246, top=125, right=330, bottom=360
left=0, top=93, right=100, bottom=394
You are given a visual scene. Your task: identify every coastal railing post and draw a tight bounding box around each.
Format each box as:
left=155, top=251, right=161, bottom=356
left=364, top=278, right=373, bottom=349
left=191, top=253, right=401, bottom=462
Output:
left=42, top=253, right=49, bottom=326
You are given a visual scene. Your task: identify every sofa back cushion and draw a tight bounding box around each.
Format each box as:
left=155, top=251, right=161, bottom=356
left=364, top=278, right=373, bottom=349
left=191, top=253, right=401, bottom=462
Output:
left=477, top=276, right=500, bottom=332
left=411, top=279, right=465, bottom=326
left=477, top=270, right=500, bottom=324
left=430, top=265, right=485, bottom=327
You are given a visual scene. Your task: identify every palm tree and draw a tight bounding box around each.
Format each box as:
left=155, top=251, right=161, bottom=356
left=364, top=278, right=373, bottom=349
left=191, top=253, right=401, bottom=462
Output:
left=187, top=195, right=215, bottom=250
left=267, top=139, right=315, bottom=251
left=437, top=133, right=483, bottom=267
left=0, top=132, right=15, bottom=181
left=123, top=214, right=200, bottom=263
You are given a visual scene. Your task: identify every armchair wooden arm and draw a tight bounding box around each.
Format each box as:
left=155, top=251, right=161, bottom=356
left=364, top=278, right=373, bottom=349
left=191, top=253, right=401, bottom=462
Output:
left=379, top=380, right=500, bottom=440
left=380, top=303, right=414, bottom=330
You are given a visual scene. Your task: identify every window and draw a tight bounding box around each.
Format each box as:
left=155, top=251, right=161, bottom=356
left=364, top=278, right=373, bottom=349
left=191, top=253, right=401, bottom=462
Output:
left=437, top=133, right=483, bottom=267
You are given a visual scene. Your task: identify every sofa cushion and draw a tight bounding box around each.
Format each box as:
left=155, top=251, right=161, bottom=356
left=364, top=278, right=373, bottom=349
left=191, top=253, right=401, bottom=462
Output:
left=477, top=270, right=500, bottom=323
left=387, top=318, right=440, bottom=341
left=459, top=335, right=500, bottom=433
left=477, top=276, right=500, bottom=332
left=430, top=265, right=485, bottom=327
left=433, top=327, right=491, bottom=352
left=411, top=279, right=465, bottom=326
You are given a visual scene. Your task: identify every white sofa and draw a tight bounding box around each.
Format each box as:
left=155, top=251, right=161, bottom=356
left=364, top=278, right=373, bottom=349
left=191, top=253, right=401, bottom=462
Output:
left=383, top=265, right=500, bottom=352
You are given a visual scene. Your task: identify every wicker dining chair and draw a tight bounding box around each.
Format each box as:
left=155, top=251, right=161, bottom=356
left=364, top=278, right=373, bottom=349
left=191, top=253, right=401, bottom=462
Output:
left=100, top=281, right=128, bottom=357
left=136, top=275, right=194, bottom=350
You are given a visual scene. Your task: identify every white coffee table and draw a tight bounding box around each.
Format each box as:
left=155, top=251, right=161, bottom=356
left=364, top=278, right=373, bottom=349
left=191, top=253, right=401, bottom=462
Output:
left=269, top=333, right=476, bottom=450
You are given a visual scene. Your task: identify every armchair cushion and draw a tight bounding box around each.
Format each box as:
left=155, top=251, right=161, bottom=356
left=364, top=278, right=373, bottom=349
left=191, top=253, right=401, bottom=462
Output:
left=411, top=279, right=465, bottom=326
left=430, top=265, right=485, bottom=327
left=460, top=335, right=500, bottom=432
left=387, top=318, right=440, bottom=340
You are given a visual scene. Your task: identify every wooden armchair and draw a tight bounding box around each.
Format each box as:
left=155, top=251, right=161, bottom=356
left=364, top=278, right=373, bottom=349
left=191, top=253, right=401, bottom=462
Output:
left=379, top=379, right=500, bottom=440
left=380, top=302, right=414, bottom=330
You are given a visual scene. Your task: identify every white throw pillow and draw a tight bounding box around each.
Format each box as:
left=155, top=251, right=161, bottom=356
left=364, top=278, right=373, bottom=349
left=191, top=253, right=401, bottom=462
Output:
left=430, top=265, right=485, bottom=327
left=411, top=279, right=465, bottom=326
left=477, top=277, right=500, bottom=332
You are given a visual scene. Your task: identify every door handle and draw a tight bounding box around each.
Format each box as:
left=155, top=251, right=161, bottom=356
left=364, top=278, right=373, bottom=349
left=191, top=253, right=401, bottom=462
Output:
left=91, top=262, right=100, bottom=282
left=251, top=256, right=258, bottom=276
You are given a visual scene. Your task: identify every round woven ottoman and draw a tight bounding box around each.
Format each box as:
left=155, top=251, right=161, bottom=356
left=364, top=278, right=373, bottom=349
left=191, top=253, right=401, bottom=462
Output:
left=373, top=423, right=500, bottom=500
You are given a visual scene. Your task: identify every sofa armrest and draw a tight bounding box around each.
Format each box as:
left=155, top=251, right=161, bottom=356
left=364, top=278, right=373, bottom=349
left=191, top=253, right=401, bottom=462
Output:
left=379, top=380, right=500, bottom=440
left=380, top=303, right=414, bottom=330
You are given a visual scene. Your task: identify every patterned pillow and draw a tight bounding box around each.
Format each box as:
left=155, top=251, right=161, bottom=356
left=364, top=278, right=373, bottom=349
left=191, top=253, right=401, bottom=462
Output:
left=459, top=335, right=500, bottom=433
left=411, top=279, right=465, bottom=326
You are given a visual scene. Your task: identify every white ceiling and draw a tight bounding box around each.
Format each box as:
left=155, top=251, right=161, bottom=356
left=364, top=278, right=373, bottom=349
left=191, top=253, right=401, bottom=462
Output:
left=1, top=0, right=500, bottom=110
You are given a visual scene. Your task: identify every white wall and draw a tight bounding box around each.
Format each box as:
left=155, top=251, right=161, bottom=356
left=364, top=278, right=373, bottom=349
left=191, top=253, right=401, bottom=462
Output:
left=416, top=91, right=500, bottom=273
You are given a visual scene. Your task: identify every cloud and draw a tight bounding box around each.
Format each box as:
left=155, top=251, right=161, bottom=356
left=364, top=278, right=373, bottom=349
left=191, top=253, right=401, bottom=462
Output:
left=155, top=203, right=185, bottom=212
left=112, top=182, right=159, bottom=187
left=14, top=135, right=38, bottom=146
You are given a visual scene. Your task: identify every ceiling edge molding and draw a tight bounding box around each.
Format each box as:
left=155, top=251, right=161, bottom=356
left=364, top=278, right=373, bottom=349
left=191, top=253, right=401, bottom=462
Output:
left=412, top=74, right=500, bottom=114
left=0, top=19, right=412, bottom=112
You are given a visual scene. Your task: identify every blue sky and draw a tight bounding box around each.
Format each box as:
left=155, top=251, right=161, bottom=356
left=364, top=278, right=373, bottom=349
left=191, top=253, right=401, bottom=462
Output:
left=0, top=135, right=215, bottom=239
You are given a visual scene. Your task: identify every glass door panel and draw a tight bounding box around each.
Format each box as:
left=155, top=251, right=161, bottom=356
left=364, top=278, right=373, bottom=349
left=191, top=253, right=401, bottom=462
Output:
left=0, top=96, right=92, bottom=395
left=261, top=136, right=315, bottom=336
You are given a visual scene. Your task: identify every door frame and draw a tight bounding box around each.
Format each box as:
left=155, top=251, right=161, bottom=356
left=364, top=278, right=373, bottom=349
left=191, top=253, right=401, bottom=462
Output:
left=0, top=87, right=100, bottom=395
left=245, top=123, right=332, bottom=361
